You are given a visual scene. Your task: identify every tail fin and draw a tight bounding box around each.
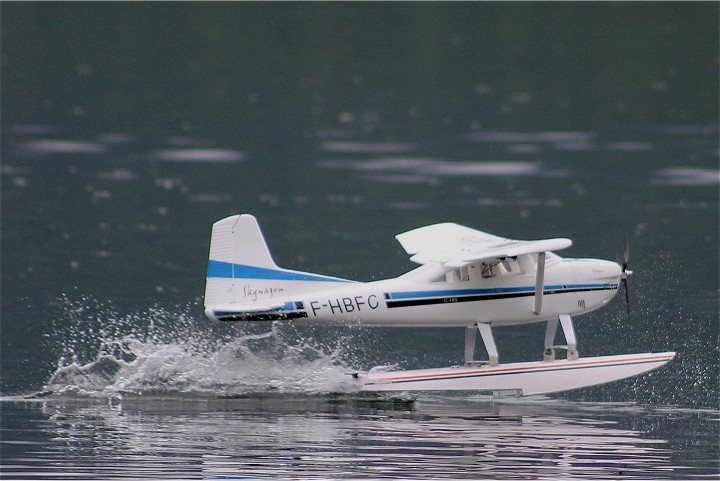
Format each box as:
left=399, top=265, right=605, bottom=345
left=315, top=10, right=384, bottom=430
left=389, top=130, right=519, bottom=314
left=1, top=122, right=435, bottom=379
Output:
left=204, top=214, right=354, bottom=318
left=208, top=214, right=278, bottom=274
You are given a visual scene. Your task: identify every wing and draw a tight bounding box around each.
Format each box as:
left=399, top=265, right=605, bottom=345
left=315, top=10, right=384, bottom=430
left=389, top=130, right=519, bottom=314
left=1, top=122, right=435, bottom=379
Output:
left=396, top=222, right=572, bottom=268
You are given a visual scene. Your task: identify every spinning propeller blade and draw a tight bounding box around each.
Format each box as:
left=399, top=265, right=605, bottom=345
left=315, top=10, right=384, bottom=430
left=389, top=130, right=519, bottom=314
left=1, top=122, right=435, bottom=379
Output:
left=622, top=238, right=630, bottom=273
left=622, top=277, right=631, bottom=316
left=621, top=239, right=632, bottom=318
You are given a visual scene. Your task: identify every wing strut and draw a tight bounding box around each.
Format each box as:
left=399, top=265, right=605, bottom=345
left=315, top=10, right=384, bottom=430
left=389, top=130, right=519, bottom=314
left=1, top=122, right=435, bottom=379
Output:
left=533, top=252, right=546, bottom=314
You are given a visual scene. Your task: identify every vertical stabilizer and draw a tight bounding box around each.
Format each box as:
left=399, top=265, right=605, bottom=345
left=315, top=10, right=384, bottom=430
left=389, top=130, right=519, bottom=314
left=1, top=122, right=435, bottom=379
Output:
left=205, top=214, right=276, bottom=307
left=209, top=214, right=278, bottom=270
left=204, top=214, right=354, bottom=316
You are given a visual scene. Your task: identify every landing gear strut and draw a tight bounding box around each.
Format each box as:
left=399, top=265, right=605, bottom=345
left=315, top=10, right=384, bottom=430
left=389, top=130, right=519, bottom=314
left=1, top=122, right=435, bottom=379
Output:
left=464, top=323, right=499, bottom=366
left=544, top=314, right=579, bottom=361
left=465, top=314, right=579, bottom=366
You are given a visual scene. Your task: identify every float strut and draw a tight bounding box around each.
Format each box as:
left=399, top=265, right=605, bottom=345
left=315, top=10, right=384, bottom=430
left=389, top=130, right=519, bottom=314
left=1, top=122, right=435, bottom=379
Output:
left=559, top=314, right=579, bottom=360
left=544, top=318, right=558, bottom=361
left=464, top=323, right=499, bottom=366
left=464, top=326, right=477, bottom=365
left=478, top=323, right=499, bottom=366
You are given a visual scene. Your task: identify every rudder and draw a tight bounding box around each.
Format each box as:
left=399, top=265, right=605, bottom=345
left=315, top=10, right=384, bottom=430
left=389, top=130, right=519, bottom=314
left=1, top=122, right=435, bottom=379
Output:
left=208, top=214, right=278, bottom=271
left=205, top=214, right=278, bottom=307
left=204, top=214, right=354, bottom=312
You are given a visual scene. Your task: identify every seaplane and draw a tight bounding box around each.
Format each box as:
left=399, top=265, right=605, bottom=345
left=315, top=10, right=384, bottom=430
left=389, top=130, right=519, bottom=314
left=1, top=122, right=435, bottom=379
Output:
left=203, top=214, right=675, bottom=396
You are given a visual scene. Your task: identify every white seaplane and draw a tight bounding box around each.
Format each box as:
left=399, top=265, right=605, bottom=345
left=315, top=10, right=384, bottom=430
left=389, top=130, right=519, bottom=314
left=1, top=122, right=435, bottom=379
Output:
left=204, top=214, right=675, bottom=396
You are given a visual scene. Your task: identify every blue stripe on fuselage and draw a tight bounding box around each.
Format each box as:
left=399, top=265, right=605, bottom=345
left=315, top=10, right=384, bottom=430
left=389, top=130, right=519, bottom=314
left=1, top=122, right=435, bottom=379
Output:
left=207, top=260, right=354, bottom=283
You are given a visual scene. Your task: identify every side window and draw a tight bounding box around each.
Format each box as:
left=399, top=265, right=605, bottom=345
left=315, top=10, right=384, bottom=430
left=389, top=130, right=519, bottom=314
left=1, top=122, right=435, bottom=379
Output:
left=480, top=258, right=524, bottom=277
left=430, top=260, right=524, bottom=282
left=481, top=262, right=499, bottom=278
left=458, top=267, right=470, bottom=282
left=431, top=267, right=470, bottom=283
left=499, top=258, right=519, bottom=274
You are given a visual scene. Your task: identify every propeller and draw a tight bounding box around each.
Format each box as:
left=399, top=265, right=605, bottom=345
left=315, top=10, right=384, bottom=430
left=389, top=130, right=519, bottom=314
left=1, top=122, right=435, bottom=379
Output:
left=620, top=239, right=633, bottom=318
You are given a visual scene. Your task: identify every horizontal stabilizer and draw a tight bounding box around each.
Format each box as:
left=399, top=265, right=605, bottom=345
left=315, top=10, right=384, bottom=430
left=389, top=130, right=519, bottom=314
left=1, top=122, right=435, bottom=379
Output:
left=205, top=301, right=308, bottom=322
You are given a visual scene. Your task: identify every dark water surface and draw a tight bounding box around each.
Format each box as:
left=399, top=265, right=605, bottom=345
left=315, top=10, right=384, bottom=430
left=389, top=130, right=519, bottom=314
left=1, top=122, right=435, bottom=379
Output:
left=2, top=3, right=718, bottom=479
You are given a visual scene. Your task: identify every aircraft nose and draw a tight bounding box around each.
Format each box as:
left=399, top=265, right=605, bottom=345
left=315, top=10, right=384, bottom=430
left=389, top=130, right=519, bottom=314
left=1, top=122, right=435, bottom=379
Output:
left=574, top=259, right=622, bottom=284
left=599, top=260, right=622, bottom=278
left=602, top=260, right=623, bottom=282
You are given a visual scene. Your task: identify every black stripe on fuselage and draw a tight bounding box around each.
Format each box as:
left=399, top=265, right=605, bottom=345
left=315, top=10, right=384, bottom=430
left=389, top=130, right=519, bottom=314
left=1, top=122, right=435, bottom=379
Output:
left=217, top=311, right=309, bottom=322
left=385, top=286, right=617, bottom=309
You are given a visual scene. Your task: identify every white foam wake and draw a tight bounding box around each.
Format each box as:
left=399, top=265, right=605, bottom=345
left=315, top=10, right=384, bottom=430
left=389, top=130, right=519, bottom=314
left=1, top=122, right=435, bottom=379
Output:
left=42, top=298, right=363, bottom=398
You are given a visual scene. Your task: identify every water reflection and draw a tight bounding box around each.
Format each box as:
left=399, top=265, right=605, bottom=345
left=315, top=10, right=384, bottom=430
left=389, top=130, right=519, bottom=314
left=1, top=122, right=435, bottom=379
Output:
left=656, top=168, right=720, bottom=186
left=1, top=396, right=683, bottom=480
left=151, top=149, right=246, bottom=163
left=20, top=139, right=109, bottom=155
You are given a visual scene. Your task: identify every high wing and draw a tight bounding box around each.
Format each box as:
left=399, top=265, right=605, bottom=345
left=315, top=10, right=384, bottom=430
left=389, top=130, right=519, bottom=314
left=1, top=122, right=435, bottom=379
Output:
left=396, top=222, right=572, bottom=268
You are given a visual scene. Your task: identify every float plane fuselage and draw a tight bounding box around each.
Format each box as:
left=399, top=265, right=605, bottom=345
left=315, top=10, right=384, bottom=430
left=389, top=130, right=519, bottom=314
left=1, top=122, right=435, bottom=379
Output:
left=203, top=214, right=675, bottom=395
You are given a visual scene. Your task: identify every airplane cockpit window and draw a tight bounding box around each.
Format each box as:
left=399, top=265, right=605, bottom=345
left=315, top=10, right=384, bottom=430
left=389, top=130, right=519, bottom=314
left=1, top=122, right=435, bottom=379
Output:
left=431, top=259, right=523, bottom=283
left=458, top=267, right=470, bottom=281
left=499, top=258, right=521, bottom=274
left=482, top=258, right=523, bottom=277
left=431, top=266, right=470, bottom=283
left=481, top=262, right=498, bottom=278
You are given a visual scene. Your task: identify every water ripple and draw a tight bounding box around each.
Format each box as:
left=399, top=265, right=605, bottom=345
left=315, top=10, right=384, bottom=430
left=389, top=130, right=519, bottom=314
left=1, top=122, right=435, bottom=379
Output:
left=1, top=397, right=709, bottom=480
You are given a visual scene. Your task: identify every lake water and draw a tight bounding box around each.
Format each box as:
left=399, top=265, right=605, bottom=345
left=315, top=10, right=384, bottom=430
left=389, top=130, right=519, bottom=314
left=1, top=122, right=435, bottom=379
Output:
left=2, top=3, right=718, bottom=479
left=1, top=396, right=717, bottom=480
